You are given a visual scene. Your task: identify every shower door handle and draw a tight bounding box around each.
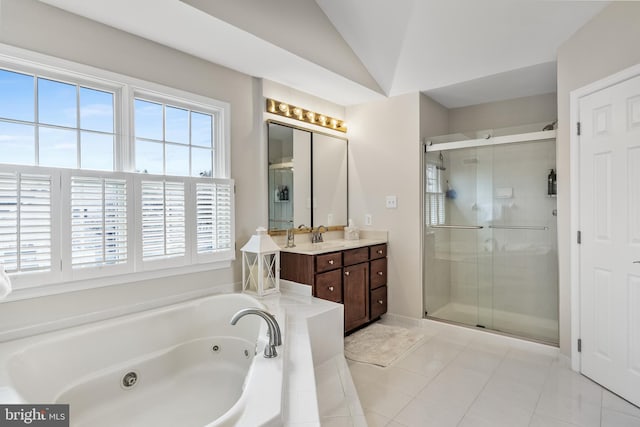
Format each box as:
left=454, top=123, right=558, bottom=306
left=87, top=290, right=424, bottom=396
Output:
left=430, top=225, right=483, bottom=229
left=488, top=225, right=548, bottom=231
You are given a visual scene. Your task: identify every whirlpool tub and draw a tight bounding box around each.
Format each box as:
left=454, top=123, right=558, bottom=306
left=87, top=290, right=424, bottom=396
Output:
left=0, top=293, right=284, bottom=427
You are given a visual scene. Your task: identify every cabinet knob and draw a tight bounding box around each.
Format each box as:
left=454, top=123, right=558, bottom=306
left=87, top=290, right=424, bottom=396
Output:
left=328, top=259, right=334, bottom=265
left=344, top=271, right=350, bottom=276
left=377, top=271, right=383, bottom=276
left=377, top=249, right=383, bottom=254
left=329, top=286, right=334, bottom=292
left=378, top=300, right=384, bottom=305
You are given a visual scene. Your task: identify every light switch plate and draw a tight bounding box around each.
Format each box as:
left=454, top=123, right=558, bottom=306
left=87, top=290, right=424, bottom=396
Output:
left=365, top=214, right=372, bottom=226
left=385, top=195, right=397, bottom=209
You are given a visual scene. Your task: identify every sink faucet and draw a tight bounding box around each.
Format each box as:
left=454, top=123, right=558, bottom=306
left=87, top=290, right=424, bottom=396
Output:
left=230, top=308, right=282, bottom=358
left=311, top=225, right=327, bottom=243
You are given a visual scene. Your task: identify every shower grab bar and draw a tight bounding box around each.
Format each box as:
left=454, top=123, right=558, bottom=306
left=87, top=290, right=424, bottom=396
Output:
left=430, top=225, right=484, bottom=229
left=488, top=225, right=548, bottom=231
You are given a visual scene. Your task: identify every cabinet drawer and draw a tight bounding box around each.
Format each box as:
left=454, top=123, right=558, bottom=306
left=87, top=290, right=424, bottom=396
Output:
left=370, top=244, right=387, bottom=260
left=370, top=286, right=387, bottom=319
left=344, top=247, right=369, bottom=266
left=316, top=252, right=342, bottom=273
left=315, top=269, right=342, bottom=303
left=370, top=258, right=387, bottom=289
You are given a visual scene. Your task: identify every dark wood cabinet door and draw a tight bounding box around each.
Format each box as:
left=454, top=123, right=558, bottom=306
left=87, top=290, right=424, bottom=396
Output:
left=315, top=269, right=342, bottom=303
left=343, top=262, right=370, bottom=332
left=370, top=286, right=388, bottom=319
left=316, top=251, right=342, bottom=273
left=370, top=258, right=387, bottom=289
left=370, top=244, right=387, bottom=260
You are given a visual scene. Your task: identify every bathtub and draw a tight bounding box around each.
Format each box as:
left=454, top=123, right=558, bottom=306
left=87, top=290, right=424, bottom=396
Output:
left=0, top=293, right=284, bottom=427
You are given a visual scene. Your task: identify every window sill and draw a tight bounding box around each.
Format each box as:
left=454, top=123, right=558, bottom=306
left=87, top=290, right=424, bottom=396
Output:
left=2, top=259, right=234, bottom=303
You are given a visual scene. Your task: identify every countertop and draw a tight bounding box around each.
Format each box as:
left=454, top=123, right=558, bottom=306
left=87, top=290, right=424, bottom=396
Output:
left=280, top=238, right=387, bottom=255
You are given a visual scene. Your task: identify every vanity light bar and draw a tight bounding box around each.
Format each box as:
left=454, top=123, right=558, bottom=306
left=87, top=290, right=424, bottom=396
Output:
left=266, top=98, right=347, bottom=133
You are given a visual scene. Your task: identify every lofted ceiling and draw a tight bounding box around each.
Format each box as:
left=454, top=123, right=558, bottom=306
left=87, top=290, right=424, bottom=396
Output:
left=38, top=0, right=609, bottom=108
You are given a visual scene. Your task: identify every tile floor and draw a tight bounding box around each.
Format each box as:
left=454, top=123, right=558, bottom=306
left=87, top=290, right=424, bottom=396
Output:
left=345, top=319, right=640, bottom=427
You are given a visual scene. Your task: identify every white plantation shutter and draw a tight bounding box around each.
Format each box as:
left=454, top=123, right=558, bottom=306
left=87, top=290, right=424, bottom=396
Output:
left=141, top=180, right=186, bottom=260
left=196, top=180, right=233, bottom=255
left=71, top=176, right=127, bottom=268
left=0, top=172, right=52, bottom=273
left=425, top=164, right=445, bottom=226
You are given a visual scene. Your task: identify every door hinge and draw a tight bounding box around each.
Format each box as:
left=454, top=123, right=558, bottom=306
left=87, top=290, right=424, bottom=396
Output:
left=578, top=338, right=582, bottom=353
left=577, top=122, right=581, bottom=135
left=577, top=230, right=582, bottom=244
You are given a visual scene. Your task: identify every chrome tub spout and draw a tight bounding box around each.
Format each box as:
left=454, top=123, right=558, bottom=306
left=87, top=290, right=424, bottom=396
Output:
left=230, top=308, right=282, bottom=358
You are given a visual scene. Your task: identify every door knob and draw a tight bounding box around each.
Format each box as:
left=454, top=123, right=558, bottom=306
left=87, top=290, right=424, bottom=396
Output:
left=377, top=300, right=384, bottom=305
left=377, top=271, right=383, bottom=276
left=345, top=271, right=350, bottom=276
left=329, top=286, right=334, bottom=292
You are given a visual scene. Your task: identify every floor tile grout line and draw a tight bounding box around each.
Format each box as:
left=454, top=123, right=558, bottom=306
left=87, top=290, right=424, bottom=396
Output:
left=527, top=355, right=557, bottom=427
left=454, top=341, right=511, bottom=426
left=383, top=334, right=465, bottom=425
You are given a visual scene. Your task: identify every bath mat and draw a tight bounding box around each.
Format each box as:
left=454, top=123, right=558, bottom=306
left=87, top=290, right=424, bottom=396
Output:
left=344, top=323, right=425, bottom=367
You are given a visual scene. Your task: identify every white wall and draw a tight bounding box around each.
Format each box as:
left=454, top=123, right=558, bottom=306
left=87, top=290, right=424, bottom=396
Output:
left=557, top=1, right=640, bottom=356
left=0, top=0, right=262, bottom=336
left=347, top=93, right=430, bottom=318
left=448, top=93, right=557, bottom=134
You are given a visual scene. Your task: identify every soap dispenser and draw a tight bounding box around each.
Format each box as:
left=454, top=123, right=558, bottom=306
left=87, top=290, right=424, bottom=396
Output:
left=548, top=169, right=557, bottom=196
left=344, top=219, right=360, bottom=241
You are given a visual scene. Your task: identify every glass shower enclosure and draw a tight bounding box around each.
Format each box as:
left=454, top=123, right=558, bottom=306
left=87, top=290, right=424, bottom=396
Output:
left=423, top=128, right=559, bottom=344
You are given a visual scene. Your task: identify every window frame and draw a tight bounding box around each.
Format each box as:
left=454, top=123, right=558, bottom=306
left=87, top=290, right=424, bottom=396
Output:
left=0, top=44, right=233, bottom=300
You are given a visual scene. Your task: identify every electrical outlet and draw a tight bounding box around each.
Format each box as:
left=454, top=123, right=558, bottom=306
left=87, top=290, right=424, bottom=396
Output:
left=385, top=195, right=397, bottom=209
left=365, top=214, right=372, bottom=226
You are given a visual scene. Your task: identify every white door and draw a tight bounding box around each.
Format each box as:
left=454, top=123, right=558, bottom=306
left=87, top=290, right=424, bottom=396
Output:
left=579, top=73, right=640, bottom=406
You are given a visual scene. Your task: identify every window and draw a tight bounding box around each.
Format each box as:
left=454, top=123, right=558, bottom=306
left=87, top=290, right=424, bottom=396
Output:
left=134, top=99, right=215, bottom=177
left=0, top=52, right=233, bottom=294
left=425, top=163, right=445, bottom=225
left=0, top=69, right=116, bottom=171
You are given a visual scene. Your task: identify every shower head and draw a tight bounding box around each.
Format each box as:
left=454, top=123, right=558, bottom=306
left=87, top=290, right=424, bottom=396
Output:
left=436, top=152, right=446, bottom=170
left=542, top=120, right=557, bottom=131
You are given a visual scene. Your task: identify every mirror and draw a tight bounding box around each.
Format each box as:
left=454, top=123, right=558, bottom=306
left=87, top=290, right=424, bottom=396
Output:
left=267, top=121, right=348, bottom=232
left=313, top=133, right=348, bottom=227
left=268, top=123, right=311, bottom=230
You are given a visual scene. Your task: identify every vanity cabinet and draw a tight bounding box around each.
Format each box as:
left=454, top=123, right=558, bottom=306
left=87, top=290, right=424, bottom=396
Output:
left=280, top=243, right=388, bottom=333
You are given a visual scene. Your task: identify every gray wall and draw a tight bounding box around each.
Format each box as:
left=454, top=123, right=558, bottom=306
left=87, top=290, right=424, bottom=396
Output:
left=556, top=1, right=640, bottom=356
left=0, top=0, right=261, bottom=335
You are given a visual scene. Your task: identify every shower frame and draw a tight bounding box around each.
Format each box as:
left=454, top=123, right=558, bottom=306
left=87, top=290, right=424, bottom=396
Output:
left=422, top=128, right=559, bottom=344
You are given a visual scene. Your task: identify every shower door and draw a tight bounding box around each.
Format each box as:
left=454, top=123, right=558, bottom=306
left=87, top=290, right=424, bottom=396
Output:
left=423, top=138, right=558, bottom=344
left=424, top=145, right=493, bottom=328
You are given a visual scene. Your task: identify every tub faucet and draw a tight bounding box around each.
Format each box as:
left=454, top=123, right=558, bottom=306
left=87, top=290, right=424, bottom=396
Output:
left=311, top=225, right=327, bottom=243
left=230, top=308, right=282, bottom=358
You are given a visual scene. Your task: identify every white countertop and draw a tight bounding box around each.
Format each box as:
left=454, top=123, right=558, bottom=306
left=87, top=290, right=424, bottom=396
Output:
left=280, top=238, right=387, bottom=255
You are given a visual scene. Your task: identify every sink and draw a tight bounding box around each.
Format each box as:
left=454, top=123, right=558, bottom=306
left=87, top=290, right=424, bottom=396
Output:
left=312, top=242, right=346, bottom=250
left=285, top=241, right=348, bottom=253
